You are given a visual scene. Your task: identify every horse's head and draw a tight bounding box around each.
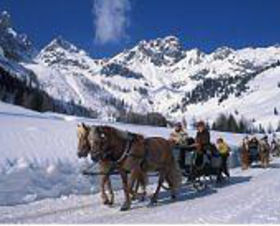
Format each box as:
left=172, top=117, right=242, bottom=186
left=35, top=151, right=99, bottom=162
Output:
left=87, top=125, right=112, bottom=162
left=77, top=123, right=91, bottom=158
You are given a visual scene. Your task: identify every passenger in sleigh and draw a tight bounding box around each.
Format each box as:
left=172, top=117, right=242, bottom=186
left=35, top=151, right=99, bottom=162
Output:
left=177, top=120, right=213, bottom=169
left=216, top=137, right=231, bottom=178
left=169, top=122, right=191, bottom=169
left=193, top=120, right=211, bottom=167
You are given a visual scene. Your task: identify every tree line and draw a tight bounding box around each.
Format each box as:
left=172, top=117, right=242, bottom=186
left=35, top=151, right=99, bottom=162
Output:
left=117, top=110, right=167, bottom=127
left=211, top=113, right=280, bottom=134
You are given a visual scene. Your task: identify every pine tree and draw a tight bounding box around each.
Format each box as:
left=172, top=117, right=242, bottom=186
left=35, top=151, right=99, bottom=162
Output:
left=206, top=120, right=210, bottom=130
left=267, top=123, right=274, bottom=134
left=182, top=116, right=187, bottom=129
left=215, top=113, right=228, bottom=131
left=227, top=114, right=239, bottom=132
left=212, top=122, right=217, bottom=131
left=238, top=117, right=249, bottom=133
left=274, top=107, right=278, bottom=115
left=258, top=124, right=265, bottom=134
left=191, top=116, right=197, bottom=129
left=276, top=121, right=280, bottom=132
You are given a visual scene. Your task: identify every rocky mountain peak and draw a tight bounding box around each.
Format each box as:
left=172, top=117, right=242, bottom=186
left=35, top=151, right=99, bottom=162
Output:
left=37, top=36, right=92, bottom=68
left=0, top=11, right=12, bottom=29
left=114, top=35, right=186, bottom=67
left=0, top=11, right=36, bottom=62
left=44, top=36, right=81, bottom=54
left=211, top=46, right=234, bottom=60
left=137, top=36, right=185, bottom=65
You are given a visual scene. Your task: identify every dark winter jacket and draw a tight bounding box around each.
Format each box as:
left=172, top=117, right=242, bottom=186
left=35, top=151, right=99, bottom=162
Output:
left=195, top=129, right=210, bottom=153
left=249, top=138, right=258, bottom=150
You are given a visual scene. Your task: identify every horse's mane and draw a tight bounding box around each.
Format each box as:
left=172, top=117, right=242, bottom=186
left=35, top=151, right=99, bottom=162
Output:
left=100, top=125, right=144, bottom=141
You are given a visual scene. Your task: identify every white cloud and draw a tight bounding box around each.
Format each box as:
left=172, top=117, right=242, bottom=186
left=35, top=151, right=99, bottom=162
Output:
left=93, top=0, right=131, bottom=45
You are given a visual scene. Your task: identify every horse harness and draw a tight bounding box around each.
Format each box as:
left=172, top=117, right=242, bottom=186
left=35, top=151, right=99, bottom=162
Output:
left=103, top=133, right=149, bottom=173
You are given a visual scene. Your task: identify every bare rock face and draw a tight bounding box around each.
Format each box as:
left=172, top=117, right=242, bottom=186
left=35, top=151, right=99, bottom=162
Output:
left=0, top=11, right=36, bottom=62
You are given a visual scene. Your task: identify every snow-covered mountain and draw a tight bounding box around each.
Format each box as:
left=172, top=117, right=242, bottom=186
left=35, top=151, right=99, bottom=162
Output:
left=25, top=37, right=125, bottom=119
left=1, top=11, right=280, bottom=128
left=99, top=37, right=280, bottom=128
left=88, top=36, right=280, bottom=128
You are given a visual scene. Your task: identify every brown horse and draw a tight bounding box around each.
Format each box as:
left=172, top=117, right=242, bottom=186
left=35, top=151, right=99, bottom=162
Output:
left=241, top=137, right=250, bottom=170
left=77, top=123, right=115, bottom=206
left=77, top=123, right=181, bottom=211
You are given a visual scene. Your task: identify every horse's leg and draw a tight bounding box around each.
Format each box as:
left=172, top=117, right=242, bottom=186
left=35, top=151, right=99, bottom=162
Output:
left=128, top=170, right=140, bottom=200
left=137, top=170, right=148, bottom=201
left=151, top=170, right=165, bottom=204
left=264, top=154, right=269, bottom=168
left=106, top=176, right=114, bottom=205
left=128, top=175, right=138, bottom=200
left=165, top=173, right=177, bottom=200
left=100, top=174, right=110, bottom=205
left=119, top=169, right=131, bottom=211
left=140, top=175, right=147, bottom=201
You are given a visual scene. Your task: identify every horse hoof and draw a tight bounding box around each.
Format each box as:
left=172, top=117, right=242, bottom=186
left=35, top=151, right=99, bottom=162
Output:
left=120, top=206, right=130, bottom=211
left=120, top=203, right=130, bottom=211
left=103, top=199, right=110, bottom=205
left=171, top=194, right=177, bottom=200
left=131, top=195, right=137, bottom=201
left=150, top=197, right=158, bottom=204
left=108, top=201, right=114, bottom=206
left=139, top=196, right=146, bottom=202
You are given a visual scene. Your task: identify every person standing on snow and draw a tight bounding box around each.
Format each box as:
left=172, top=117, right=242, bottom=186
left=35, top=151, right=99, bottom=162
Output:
left=249, top=136, right=259, bottom=161
left=258, top=135, right=270, bottom=168
left=169, top=122, right=189, bottom=169
left=216, top=137, right=231, bottom=178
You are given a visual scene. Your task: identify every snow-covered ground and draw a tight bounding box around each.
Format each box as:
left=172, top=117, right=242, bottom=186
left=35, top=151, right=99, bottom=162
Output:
left=0, top=101, right=279, bottom=223
left=1, top=160, right=280, bottom=224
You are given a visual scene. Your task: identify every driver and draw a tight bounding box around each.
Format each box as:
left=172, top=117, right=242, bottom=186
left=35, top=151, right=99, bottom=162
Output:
left=192, top=121, right=211, bottom=167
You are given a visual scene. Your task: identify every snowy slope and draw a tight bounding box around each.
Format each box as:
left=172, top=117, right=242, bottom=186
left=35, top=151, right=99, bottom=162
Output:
left=179, top=66, right=280, bottom=129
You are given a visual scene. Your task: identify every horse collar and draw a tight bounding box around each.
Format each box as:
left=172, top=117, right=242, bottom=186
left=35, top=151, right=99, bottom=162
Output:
left=116, top=133, right=135, bottom=164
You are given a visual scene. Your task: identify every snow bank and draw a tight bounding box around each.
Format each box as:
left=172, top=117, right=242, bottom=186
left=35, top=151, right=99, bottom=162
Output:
left=1, top=159, right=280, bottom=223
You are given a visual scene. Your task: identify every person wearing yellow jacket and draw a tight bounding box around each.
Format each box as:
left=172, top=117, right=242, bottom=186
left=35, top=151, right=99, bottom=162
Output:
left=216, top=137, right=231, bottom=178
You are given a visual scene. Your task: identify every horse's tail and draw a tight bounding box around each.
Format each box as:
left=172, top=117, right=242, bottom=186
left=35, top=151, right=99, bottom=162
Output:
left=166, top=155, right=182, bottom=190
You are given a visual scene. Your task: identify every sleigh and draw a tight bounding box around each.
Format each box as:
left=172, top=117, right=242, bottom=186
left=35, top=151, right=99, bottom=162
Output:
left=172, top=142, right=224, bottom=190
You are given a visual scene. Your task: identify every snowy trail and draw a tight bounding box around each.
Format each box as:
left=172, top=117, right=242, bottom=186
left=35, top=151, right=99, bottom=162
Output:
left=1, top=160, right=280, bottom=224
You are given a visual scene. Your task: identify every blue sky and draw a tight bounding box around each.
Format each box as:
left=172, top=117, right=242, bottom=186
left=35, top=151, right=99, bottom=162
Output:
left=1, top=0, right=280, bottom=58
